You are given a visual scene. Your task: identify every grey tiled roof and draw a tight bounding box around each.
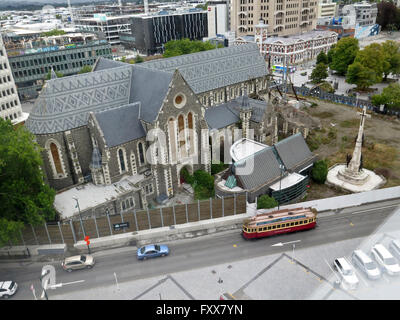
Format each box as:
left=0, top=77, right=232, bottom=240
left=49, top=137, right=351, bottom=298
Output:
left=274, top=133, right=315, bottom=172
left=25, top=66, right=132, bottom=135
left=129, top=65, right=174, bottom=123
left=204, top=104, right=239, bottom=129
left=234, top=146, right=282, bottom=190
left=94, top=103, right=146, bottom=148
left=141, top=43, right=268, bottom=94
left=205, top=97, right=269, bottom=129
left=93, top=57, right=126, bottom=71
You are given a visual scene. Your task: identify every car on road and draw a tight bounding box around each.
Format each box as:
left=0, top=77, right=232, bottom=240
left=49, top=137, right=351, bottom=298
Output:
left=62, top=254, right=95, bottom=272
left=351, top=249, right=381, bottom=280
left=333, top=257, right=359, bottom=289
left=372, top=244, right=400, bottom=276
left=389, top=239, right=400, bottom=260
left=0, top=281, right=18, bottom=299
left=137, top=244, right=169, bottom=260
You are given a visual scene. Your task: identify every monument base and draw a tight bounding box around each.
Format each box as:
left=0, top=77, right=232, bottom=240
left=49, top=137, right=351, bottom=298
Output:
left=326, top=164, right=386, bottom=193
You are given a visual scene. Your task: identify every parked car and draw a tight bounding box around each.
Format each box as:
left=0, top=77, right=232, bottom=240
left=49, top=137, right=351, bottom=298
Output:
left=351, top=249, right=381, bottom=280
left=137, top=244, right=169, bottom=260
left=371, top=244, right=400, bottom=276
left=333, top=257, right=359, bottom=289
left=389, top=239, right=400, bottom=260
left=0, top=281, right=18, bottom=299
left=61, top=255, right=95, bottom=272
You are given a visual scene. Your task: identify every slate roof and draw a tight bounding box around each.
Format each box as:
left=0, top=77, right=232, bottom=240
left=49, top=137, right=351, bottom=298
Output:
left=204, top=97, right=268, bottom=129
left=94, top=103, right=146, bottom=148
left=234, top=146, right=282, bottom=190
left=25, top=65, right=132, bottom=135
left=92, top=57, right=126, bottom=71
left=231, top=133, right=315, bottom=191
left=141, top=43, right=268, bottom=94
left=129, top=65, right=174, bottom=123
left=274, top=133, right=315, bottom=172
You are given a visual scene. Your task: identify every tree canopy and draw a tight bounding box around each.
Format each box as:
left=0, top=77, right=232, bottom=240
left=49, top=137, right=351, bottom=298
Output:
left=257, top=195, right=278, bottom=210
left=329, top=37, right=359, bottom=75
left=376, top=1, right=400, bottom=31
left=163, top=38, right=222, bottom=58
left=311, top=159, right=328, bottom=184
left=381, top=40, right=400, bottom=80
left=40, top=29, right=66, bottom=37
left=0, top=119, right=56, bottom=246
left=371, top=83, right=400, bottom=111
left=311, top=63, right=328, bottom=84
left=316, top=51, right=329, bottom=65
left=78, top=65, right=92, bottom=74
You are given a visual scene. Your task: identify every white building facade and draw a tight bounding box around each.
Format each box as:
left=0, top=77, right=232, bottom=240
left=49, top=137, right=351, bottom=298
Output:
left=0, top=34, right=27, bottom=124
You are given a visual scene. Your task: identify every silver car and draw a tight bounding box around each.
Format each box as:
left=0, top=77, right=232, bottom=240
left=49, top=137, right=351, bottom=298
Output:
left=371, top=244, right=400, bottom=276
left=61, top=255, right=95, bottom=272
left=333, top=257, right=359, bottom=290
left=352, top=249, right=381, bottom=280
left=389, top=239, right=400, bottom=260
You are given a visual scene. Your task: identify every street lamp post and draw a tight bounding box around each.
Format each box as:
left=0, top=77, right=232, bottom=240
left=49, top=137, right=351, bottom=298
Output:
left=73, top=196, right=86, bottom=238
left=278, top=164, right=285, bottom=210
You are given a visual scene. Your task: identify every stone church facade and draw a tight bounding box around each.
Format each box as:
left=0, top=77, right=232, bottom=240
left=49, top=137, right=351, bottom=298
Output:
left=26, top=43, right=316, bottom=216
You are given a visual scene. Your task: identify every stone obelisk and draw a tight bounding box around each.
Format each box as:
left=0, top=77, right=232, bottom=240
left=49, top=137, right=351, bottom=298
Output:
left=337, top=105, right=370, bottom=185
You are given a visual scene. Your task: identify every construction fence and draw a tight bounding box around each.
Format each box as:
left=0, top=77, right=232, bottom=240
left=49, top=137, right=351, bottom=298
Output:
left=8, top=194, right=247, bottom=247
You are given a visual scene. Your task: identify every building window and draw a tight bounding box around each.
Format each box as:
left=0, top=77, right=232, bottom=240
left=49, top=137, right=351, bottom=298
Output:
left=145, top=184, right=153, bottom=195
left=138, top=142, right=145, bottom=165
left=118, top=148, right=126, bottom=173
left=121, top=197, right=134, bottom=211
left=50, top=142, right=64, bottom=176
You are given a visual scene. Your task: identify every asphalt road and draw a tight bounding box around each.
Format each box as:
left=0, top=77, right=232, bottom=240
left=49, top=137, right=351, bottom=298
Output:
left=1, top=200, right=399, bottom=300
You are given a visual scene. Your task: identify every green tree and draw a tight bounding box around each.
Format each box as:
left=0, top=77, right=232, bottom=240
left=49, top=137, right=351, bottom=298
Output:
left=78, top=65, right=92, bottom=74
left=0, top=119, right=56, bottom=246
left=45, top=70, right=63, bottom=80
left=163, top=38, right=218, bottom=58
left=193, top=170, right=215, bottom=200
left=329, top=37, right=359, bottom=75
left=327, top=44, right=336, bottom=64
left=371, top=83, right=400, bottom=111
left=346, top=61, right=376, bottom=90
left=134, top=55, right=144, bottom=63
left=40, top=29, right=66, bottom=37
left=381, top=40, right=400, bottom=80
left=311, top=159, right=328, bottom=184
left=316, top=51, right=329, bottom=65
left=257, top=195, right=278, bottom=210
left=311, top=63, right=328, bottom=84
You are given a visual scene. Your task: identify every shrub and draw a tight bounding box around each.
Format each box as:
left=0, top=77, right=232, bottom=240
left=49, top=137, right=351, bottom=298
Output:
left=257, top=195, right=278, bottom=209
left=311, top=159, right=328, bottom=184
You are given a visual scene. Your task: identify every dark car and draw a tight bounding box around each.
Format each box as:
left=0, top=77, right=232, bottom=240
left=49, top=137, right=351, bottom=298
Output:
left=137, top=244, right=169, bottom=260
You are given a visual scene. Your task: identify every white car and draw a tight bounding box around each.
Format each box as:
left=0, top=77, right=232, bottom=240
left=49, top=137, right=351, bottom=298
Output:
left=352, top=249, right=381, bottom=280
left=333, top=257, right=359, bottom=289
left=371, top=244, right=400, bottom=276
left=0, top=281, right=18, bottom=299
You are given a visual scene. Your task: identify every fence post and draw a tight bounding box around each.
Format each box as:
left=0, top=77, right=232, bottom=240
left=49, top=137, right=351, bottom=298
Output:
left=185, top=203, right=189, bottom=223
left=106, top=213, right=113, bottom=235
left=147, top=208, right=152, bottom=229
left=120, top=211, right=126, bottom=233
left=79, top=216, right=86, bottom=238
left=31, top=224, right=39, bottom=245
left=133, top=209, right=139, bottom=231
left=234, top=194, right=237, bottom=215
left=210, top=198, right=213, bottom=219
left=198, top=200, right=200, bottom=221
left=57, top=222, right=65, bottom=244
left=19, top=229, right=25, bottom=247
left=160, top=208, right=164, bottom=228
left=44, top=223, right=51, bottom=245
left=173, top=205, right=176, bottom=225
left=93, top=215, right=100, bottom=238
left=69, top=220, right=77, bottom=244
left=222, top=196, right=224, bottom=217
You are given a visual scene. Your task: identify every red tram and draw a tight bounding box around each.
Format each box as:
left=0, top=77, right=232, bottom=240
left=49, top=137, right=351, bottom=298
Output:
left=242, top=207, right=317, bottom=239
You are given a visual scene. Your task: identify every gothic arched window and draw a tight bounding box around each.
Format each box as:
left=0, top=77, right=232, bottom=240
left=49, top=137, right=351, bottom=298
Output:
left=50, top=143, right=63, bottom=175
left=138, top=142, right=145, bottom=165
left=118, top=149, right=126, bottom=172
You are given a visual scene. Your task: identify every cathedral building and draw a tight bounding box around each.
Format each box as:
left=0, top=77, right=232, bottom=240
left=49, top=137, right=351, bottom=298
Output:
left=26, top=43, right=316, bottom=218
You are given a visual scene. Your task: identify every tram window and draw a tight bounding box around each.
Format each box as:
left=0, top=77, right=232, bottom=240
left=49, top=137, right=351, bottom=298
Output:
left=263, top=227, right=267, bottom=231
left=299, top=221, right=303, bottom=225
left=267, top=226, right=271, bottom=230
left=295, top=221, right=298, bottom=225
left=290, top=222, right=294, bottom=226
left=277, top=224, right=281, bottom=228
left=271, top=225, right=276, bottom=230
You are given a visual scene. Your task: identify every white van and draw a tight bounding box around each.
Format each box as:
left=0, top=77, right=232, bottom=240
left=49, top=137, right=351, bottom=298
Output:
left=371, top=244, right=400, bottom=276
left=333, top=257, right=359, bottom=289
left=352, top=249, right=381, bottom=280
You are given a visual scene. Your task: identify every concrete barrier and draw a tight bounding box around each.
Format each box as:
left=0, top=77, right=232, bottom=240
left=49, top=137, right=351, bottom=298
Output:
left=0, top=244, right=66, bottom=256
left=74, top=213, right=249, bottom=251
